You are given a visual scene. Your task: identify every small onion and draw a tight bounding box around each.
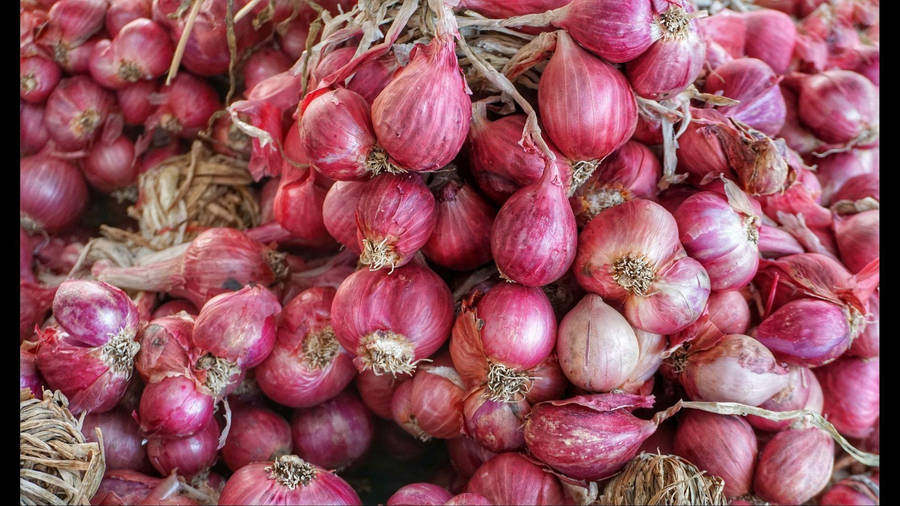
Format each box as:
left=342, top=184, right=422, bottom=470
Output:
left=134, top=313, right=194, bottom=384
left=742, top=8, right=797, bottom=74
left=146, top=418, right=220, bottom=478
left=322, top=181, right=367, bottom=254
left=273, top=165, right=334, bottom=247
left=44, top=76, right=114, bottom=150
left=835, top=210, right=879, bottom=274
left=52, top=279, right=141, bottom=348
left=796, top=70, right=878, bottom=145
left=83, top=408, right=150, bottom=472
left=83, top=135, right=138, bottom=192
left=815, top=356, right=879, bottom=439
left=819, top=474, right=880, bottom=505
left=421, top=174, right=496, bottom=271
left=137, top=374, right=215, bottom=438
left=702, top=57, right=786, bottom=137
left=20, top=154, right=89, bottom=233
left=20, top=55, right=62, bottom=103
left=299, top=88, right=379, bottom=181
left=753, top=428, right=834, bottom=504
left=291, top=390, right=374, bottom=470
left=20, top=102, right=50, bottom=157
left=466, top=452, right=564, bottom=506
left=356, top=368, right=409, bottom=420
left=218, top=455, right=361, bottom=505
left=462, top=385, right=528, bottom=452
left=387, top=484, right=452, bottom=506
left=746, top=365, right=823, bottom=432
left=406, top=358, right=467, bottom=439
left=672, top=411, right=757, bottom=498
left=755, top=298, right=853, bottom=367
left=222, top=401, right=292, bottom=472
left=446, top=436, right=497, bottom=479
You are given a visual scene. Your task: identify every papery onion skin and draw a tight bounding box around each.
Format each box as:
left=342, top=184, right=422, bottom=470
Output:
left=556, top=294, right=639, bottom=392
left=134, top=313, right=194, bottom=384
left=218, top=455, right=362, bottom=505
left=371, top=33, right=471, bottom=172
left=703, top=57, right=786, bottom=137
left=387, top=483, right=452, bottom=506
left=137, top=374, right=214, bottom=438
left=816, top=149, right=878, bottom=206
left=673, top=411, right=757, bottom=498
left=796, top=70, right=878, bottom=145
left=815, top=356, right=879, bottom=439
left=755, top=298, right=852, bottom=367
left=462, top=386, right=528, bottom=452
left=540, top=30, right=637, bottom=163
left=291, top=390, right=374, bottom=470
left=52, top=279, right=141, bottom=348
left=746, top=365, right=822, bottom=432
left=409, top=361, right=467, bottom=439
left=20, top=154, right=89, bottom=233
left=678, top=334, right=790, bottom=406
left=422, top=175, right=496, bottom=271
left=331, top=262, right=454, bottom=376
left=753, top=428, right=834, bottom=505
left=466, top=452, right=565, bottom=506
left=524, top=394, right=657, bottom=481
left=146, top=418, right=219, bottom=478
left=256, top=287, right=356, bottom=408
left=222, top=401, right=293, bottom=472
left=742, top=8, right=797, bottom=74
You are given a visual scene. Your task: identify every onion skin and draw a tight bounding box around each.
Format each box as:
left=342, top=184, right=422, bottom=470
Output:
left=556, top=294, right=639, bottom=392
left=835, top=210, right=878, bottom=274
left=356, top=369, right=409, bottom=420
left=106, top=0, right=151, bottom=36
left=20, top=281, right=57, bottom=342
left=331, top=263, right=454, bottom=376
left=299, top=88, right=377, bottom=182
left=20, top=345, right=46, bottom=398
left=675, top=108, right=733, bottom=181
left=526, top=354, right=569, bottom=404
left=347, top=52, right=399, bottom=105
left=408, top=362, right=467, bottom=439
left=747, top=365, right=822, bottom=432
left=524, top=394, right=658, bottom=480
left=849, top=293, right=878, bottom=358
left=742, top=9, right=796, bottom=74
left=20, top=103, right=50, bottom=157
left=551, top=0, right=654, bottom=63
left=422, top=176, right=496, bottom=271
left=706, top=290, right=750, bottom=335
left=222, top=402, right=292, bottom=472
left=44, top=76, right=114, bottom=150
left=753, top=428, right=834, bottom=504
left=83, top=135, right=139, bottom=192
left=322, top=181, right=367, bottom=254
left=256, top=287, right=356, bottom=408
left=273, top=165, right=333, bottom=246
left=83, top=408, right=150, bottom=472
left=678, top=334, right=790, bottom=406
left=243, top=48, right=292, bottom=96
left=146, top=418, right=219, bottom=478
left=819, top=474, right=880, bottom=505
left=371, top=33, right=471, bottom=172
left=540, top=31, right=637, bottom=163
left=815, top=356, right=879, bottom=439
left=52, top=280, right=141, bottom=348
left=387, top=484, right=452, bottom=506
left=444, top=493, right=492, bottom=505
left=218, top=456, right=362, bottom=505
left=137, top=374, right=214, bottom=438
left=462, top=386, right=528, bottom=452
left=20, top=55, right=62, bottom=103
left=672, top=411, right=757, bottom=498
left=815, top=148, right=878, bottom=205
left=796, top=70, right=878, bottom=145
left=20, top=154, right=89, bottom=233
left=134, top=313, right=194, bottom=384
left=291, top=390, right=374, bottom=470
left=466, top=452, right=565, bottom=506
left=703, top=58, right=786, bottom=137
left=755, top=298, right=852, bottom=367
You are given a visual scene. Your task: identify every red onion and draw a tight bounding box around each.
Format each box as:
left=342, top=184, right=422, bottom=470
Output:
left=446, top=436, right=497, bottom=478
left=777, top=84, right=824, bottom=154
left=626, top=2, right=706, bottom=100
left=52, top=279, right=141, bottom=348
left=299, top=88, right=380, bottom=181
left=151, top=299, right=198, bottom=319
left=387, top=484, right=452, bottom=506
left=221, top=402, right=292, bottom=472
left=405, top=358, right=467, bottom=439
left=540, top=31, right=637, bottom=167
left=753, top=428, right=834, bottom=504
left=95, top=228, right=286, bottom=308
left=20, top=281, right=58, bottom=342
left=450, top=283, right=556, bottom=401
left=849, top=292, right=878, bottom=358
left=210, top=114, right=251, bottom=158
left=273, top=165, right=334, bottom=246
left=146, top=418, right=220, bottom=477
left=243, top=48, right=291, bottom=96
left=619, top=329, right=666, bottom=394
left=444, top=493, right=492, bottom=505
left=835, top=210, right=878, bottom=274
left=466, top=452, right=564, bottom=506
left=675, top=108, right=733, bottom=181
left=20, top=344, right=46, bottom=398
left=275, top=7, right=315, bottom=60
left=356, top=173, right=437, bottom=271
left=706, top=290, right=750, bottom=335
left=137, top=374, right=215, bottom=437
left=816, top=148, right=878, bottom=205
left=756, top=298, right=854, bottom=367
left=574, top=199, right=710, bottom=334
left=331, top=262, right=453, bottom=375
left=742, top=9, right=797, bottom=74
left=291, top=390, right=374, bottom=470
left=192, top=284, right=279, bottom=381
left=356, top=369, right=409, bottom=420
left=569, top=140, right=661, bottom=226
left=218, top=455, right=361, bottom=505
left=703, top=58, right=786, bottom=137
left=20, top=55, right=61, bottom=103
left=526, top=354, right=569, bottom=403
left=524, top=393, right=658, bottom=480
left=41, top=0, right=108, bottom=50
left=147, top=72, right=221, bottom=140
left=347, top=52, right=400, bottom=105
left=490, top=157, right=577, bottom=287
left=20, top=102, right=50, bottom=156
left=796, top=70, right=879, bottom=145
left=422, top=174, right=495, bottom=271
left=638, top=419, right=675, bottom=456
left=83, top=135, right=138, bottom=192
left=815, top=356, right=879, bottom=438
left=673, top=183, right=760, bottom=291
left=323, top=181, right=367, bottom=254
left=831, top=172, right=879, bottom=205
left=756, top=168, right=831, bottom=231
left=672, top=411, right=757, bottom=498
left=91, top=470, right=165, bottom=505
left=90, top=19, right=173, bottom=89
left=83, top=408, right=149, bottom=471
left=462, top=386, right=528, bottom=452
left=556, top=294, right=640, bottom=392
left=673, top=334, right=790, bottom=406
left=747, top=365, right=823, bottom=432
left=35, top=324, right=138, bottom=415
left=370, top=32, right=471, bottom=172
left=698, top=9, right=746, bottom=65
left=308, top=47, right=355, bottom=91
left=256, top=287, right=356, bottom=408
left=106, top=0, right=151, bottom=36
left=135, top=313, right=194, bottom=384
left=819, top=474, right=880, bottom=505
left=44, top=76, right=114, bottom=150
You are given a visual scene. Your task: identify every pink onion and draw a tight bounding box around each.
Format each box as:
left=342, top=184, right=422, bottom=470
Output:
left=256, top=287, right=356, bottom=408
left=849, top=292, right=878, bottom=358
left=222, top=401, right=292, bottom=472
left=675, top=108, right=733, bottom=181
left=405, top=358, right=467, bottom=439
left=575, top=199, right=710, bottom=334
left=446, top=436, right=497, bottom=478
left=742, top=9, right=797, bottom=74
left=106, top=0, right=152, bottom=36
left=243, top=48, right=292, bottom=96
left=755, top=298, right=854, bottom=367
left=540, top=0, right=655, bottom=63
left=835, top=210, right=878, bottom=274
left=753, top=428, right=834, bottom=504
left=89, top=19, right=174, bottom=89
left=147, top=72, right=221, bottom=140
left=356, top=173, right=437, bottom=271
left=387, top=484, right=452, bottom=506
left=44, top=76, right=114, bottom=150
left=146, top=418, right=219, bottom=477
left=796, top=70, right=879, bottom=145
left=52, top=279, right=141, bottom=349
left=40, top=0, right=108, bottom=51
left=273, top=165, right=334, bottom=247
left=466, top=452, right=564, bottom=506
left=444, top=492, right=492, bottom=505
left=703, top=58, right=786, bottom=137
left=526, top=354, right=570, bottom=403
left=746, top=365, right=823, bottom=432
left=462, top=386, right=528, bottom=452
left=134, top=313, right=193, bottom=384
left=356, top=369, right=409, bottom=420
left=20, top=281, right=57, bottom=342
left=83, top=135, right=138, bottom=192
left=421, top=174, right=496, bottom=271
left=816, top=148, right=878, bottom=205
left=151, top=299, right=198, bottom=319
left=137, top=374, right=215, bottom=438
left=348, top=52, right=400, bottom=105
left=819, top=474, right=880, bottom=505
left=706, top=290, right=751, bottom=335
left=290, top=390, right=374, bottom=470
left=20, top=344, right=47, bottom=398
left=218, top=455, right=361, bottom=505
left=331, top=262, right=454, bottom=376
left=20, top=102, right=50, bottom=156
left=20, top=55, right=62, bottom=103
left=815, top=356, right=879, bottom=439
left=322, top=181, right=367, bottom=254
left=673, top=411, right=757, bottom=498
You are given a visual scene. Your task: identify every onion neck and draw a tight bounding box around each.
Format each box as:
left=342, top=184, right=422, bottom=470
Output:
left=365, top=145, right=404, bottom=175
left=405, top=415, right=431, bottom=442
left=265, top=455, right=316, bottom=490
left=358, top=330, right=416, bottom=376
left=302, top=327, right=339, bottom=370
left=612, top=255, right=655, bottom=296
left=21, top=73, right=37, bottom=93
left=744, top=215, right=760, bottom=244
left=580, top=186, right=629, bottom=221
left=75, top=110, right=102, bottom=138
left=657, top=7, right=691, bottom=40
left=195, top=354, right=241, bottom=399
left=95, top=255, right=184, bottom=293
left=264, top=249, right=289, bottom=281
left=118, top=61, right=142, bottom=82
left=485, top=362, right=532, bottom=402
left=101, top=328, right=141, bottom=373
left=360, top=237, right=401, bottom=273
left=569, top=160, right=600, bottom=196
